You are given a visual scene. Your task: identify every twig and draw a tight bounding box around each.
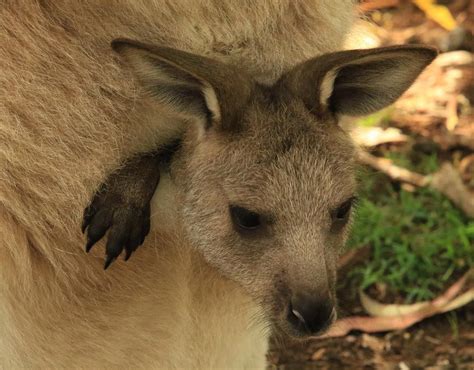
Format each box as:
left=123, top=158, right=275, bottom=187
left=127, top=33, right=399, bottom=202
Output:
left=358, top=150, right=429, bottom=187
left=358, top=151, right=474, bottom=217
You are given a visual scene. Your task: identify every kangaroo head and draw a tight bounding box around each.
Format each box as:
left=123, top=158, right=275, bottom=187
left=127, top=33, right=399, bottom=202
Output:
left=112, top=39, right=436, bottom=338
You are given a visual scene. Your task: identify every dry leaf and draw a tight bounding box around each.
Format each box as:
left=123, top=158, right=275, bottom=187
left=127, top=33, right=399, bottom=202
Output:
left=413, top=0, right=457, bottom=31
left=360, top=290, right=429, bottom=317
left=351, top=126, right=409, bottom=147
left=310, top=348, right=326, bottom=361
left=361, top=334, right=385, bottom=353
left=431, top=163, right=474, bottom=217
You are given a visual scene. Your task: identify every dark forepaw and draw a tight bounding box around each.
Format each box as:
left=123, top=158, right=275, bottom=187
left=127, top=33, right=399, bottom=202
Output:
left=83, top=195, right=151, bottom=269
left=82, top=153, right=162, bottom=269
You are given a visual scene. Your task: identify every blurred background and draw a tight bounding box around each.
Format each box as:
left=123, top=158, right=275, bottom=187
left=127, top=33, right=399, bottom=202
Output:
left=270, top=0, right=473, bottom=368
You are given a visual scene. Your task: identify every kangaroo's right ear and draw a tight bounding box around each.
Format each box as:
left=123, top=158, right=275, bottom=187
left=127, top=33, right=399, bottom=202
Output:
left=278, top=45, right=437, bottom=118
left=111, top=39, right=253, bottom=130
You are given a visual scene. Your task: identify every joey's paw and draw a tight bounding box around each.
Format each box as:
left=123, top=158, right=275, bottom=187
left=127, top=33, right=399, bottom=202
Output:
left=82, top=189, right=151, bottom=269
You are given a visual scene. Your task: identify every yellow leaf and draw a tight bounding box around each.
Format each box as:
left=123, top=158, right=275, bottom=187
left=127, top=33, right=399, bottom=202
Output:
left=413, top=0, right=457, bottom=31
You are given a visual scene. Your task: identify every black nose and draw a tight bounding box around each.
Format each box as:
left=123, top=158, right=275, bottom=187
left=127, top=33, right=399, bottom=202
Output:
left=287, top=295, right=336, bottom=336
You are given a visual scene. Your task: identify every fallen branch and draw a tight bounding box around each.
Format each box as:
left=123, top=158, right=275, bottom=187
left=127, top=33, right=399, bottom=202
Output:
left=323, top=269, right=473, bottom=338
left=358, top=151, right=474, bottom=217
left=358, top=150, right=429, bottom=187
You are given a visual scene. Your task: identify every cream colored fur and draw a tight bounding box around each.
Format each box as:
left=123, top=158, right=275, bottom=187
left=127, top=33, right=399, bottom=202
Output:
left=0, top=1, right=356, bottom=368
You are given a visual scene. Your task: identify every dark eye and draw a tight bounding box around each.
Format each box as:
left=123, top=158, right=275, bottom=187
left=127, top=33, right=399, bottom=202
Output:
left=332, top=197, right=355, bottom=223
left=230, top=206, right=261, bottom=232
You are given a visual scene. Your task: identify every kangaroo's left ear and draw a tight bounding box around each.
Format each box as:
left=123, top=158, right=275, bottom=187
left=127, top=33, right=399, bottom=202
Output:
left=277, top=45, right=437, bottom=117
left=111, top=39, right=254, bottom=129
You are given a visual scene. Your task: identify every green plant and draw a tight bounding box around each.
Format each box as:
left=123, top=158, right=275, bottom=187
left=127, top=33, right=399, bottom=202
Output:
left=386, top=150, right=439, bottom=174
left=356, top=108, right=394, bottom=127
left=347, top=159, right=473, bottom=303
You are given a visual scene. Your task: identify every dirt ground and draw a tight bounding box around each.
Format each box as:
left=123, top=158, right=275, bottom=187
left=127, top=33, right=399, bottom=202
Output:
left=269, top=1, right=474, bottom=368
left=269, top=306, right=473, bottom=369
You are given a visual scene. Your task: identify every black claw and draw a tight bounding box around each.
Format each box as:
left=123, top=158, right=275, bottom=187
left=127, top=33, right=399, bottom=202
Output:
left=82, top=203, right=97, bottom=234
left=124, top=239, right=137, bottom=261
left=84, top=231, right=104, bottom=254
left=124, top=249, right=133, bottom=261
left=85, top=239, right=95, bottom=253
left=81, top=220, right=88, bottom=234
left=143, top=208, right=151, bottom=235
left=104, top=254, right=117, bottom=270
left=84, top=209, right=112, bottom=254
left=104, top=222, right=130, bottom=264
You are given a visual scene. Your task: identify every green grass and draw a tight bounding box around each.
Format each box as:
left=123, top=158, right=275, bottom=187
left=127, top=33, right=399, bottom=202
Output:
left=356, top=108, right=394, bottom=127
left=385, top=150, right=439, bottom=174
left=347, top=155, right=474, bottom=303
left=447, top=312, right=460, bottom=339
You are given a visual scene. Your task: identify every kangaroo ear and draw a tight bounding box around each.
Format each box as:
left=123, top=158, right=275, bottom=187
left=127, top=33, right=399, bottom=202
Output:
left=111, top=39, right=253, bottom=128
left=279, top=45, right=437, bottom=117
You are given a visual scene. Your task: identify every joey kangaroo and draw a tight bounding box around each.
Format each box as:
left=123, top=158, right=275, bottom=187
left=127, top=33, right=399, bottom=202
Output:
left=1, top=1, right=435, bottom=368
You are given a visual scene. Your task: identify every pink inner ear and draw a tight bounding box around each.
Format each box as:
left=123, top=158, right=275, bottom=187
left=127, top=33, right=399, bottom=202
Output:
left=319, top=70, right=338, bottom=107
left=202, top=85, right=221, bottom=123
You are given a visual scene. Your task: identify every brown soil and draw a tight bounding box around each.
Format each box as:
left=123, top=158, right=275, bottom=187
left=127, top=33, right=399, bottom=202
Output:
left=269, top=305, right=473, bottom=369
